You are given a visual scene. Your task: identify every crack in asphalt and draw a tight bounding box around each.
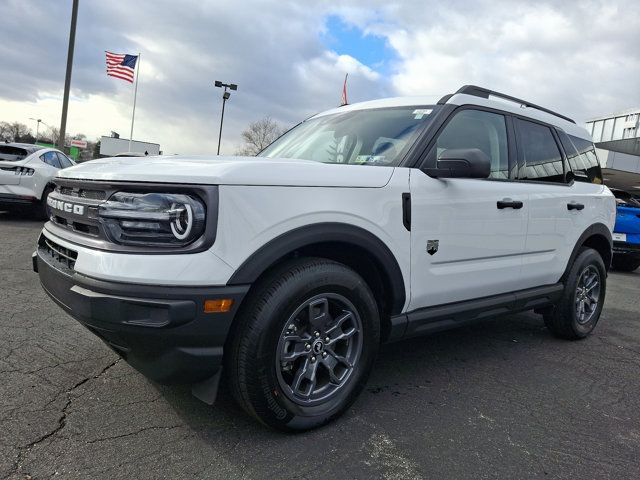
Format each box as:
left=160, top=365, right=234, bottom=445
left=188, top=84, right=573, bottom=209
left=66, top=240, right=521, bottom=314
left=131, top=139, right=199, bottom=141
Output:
left=9, top=358, right=120, bottom=479
left=85, top=425, right=185, bottom=445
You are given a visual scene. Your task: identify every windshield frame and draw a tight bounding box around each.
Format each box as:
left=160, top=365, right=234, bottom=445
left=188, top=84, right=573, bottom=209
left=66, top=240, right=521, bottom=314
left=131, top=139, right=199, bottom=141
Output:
left=259, top=105, right=439, bottom=167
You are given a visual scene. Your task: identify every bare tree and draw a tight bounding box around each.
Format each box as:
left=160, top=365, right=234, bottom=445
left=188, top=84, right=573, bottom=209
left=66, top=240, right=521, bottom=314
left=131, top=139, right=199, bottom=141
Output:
left=236, top=117, right=285, bottom=156
left=0, top=122, right=31, bottom=142
left=45, top=126, right=70, bottom=146
left=0, top=122, right=11, bottom=142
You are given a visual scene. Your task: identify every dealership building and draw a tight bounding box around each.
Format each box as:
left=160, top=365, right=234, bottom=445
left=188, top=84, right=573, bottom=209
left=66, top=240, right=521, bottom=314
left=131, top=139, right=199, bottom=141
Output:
left=586, top=108, right=640, bottom=192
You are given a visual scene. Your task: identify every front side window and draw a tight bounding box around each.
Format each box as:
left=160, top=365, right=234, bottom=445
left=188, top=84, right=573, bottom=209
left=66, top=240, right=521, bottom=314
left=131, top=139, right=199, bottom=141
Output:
left=425, top=109, right=509, bottom=179
left=259, top=106, right=438, bottom=167
left=40, top=151, right=61, bottom=168
left=516, top=119, right=565, bottom=183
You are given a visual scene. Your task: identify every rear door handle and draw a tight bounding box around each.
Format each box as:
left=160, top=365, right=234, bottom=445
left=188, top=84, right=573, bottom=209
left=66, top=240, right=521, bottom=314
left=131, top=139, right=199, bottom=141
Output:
left=567, top=202, right=585, bottom=211
left=497, top=199, right=523, bottom=209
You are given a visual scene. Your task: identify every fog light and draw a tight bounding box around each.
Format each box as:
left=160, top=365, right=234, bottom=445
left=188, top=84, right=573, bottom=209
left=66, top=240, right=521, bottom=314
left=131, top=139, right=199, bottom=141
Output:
left=204, top=299, right=234, bottom=313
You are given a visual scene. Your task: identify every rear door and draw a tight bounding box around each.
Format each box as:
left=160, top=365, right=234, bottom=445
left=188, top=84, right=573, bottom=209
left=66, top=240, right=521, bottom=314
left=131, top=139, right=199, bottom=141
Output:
left=408, top=108, right=530, bottom=310
left=513, top=118, right=592, bottom=288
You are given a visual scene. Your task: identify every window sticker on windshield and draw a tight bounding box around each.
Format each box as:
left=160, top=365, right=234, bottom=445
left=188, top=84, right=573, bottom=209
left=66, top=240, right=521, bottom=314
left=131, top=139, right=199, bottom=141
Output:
left=412, top=109, right=432, bottom=119
left=355, top=155, right=386, bottom=164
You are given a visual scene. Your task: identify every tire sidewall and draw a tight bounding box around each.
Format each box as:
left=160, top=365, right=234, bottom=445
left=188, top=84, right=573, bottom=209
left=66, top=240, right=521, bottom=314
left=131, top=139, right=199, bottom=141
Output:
left=566, top=249, right=606, bottom=337
left=246, top=262, right=380, bottom=431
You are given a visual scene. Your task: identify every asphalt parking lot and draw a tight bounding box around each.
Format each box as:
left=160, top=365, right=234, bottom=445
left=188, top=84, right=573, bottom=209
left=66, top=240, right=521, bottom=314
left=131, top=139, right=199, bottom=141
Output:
left=1, top=213, right=639, bottom=479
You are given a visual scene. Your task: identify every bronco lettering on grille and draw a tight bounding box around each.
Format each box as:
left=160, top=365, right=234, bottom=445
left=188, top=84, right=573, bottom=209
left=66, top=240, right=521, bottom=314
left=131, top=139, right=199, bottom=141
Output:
left=47, top=196, right=85, bottom=215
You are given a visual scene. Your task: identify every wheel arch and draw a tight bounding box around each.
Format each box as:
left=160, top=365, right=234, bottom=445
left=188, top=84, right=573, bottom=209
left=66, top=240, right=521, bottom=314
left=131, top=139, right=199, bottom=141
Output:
left=227, top=222, right=407, bottom=337
left=562, top=223, right=612, bottom=282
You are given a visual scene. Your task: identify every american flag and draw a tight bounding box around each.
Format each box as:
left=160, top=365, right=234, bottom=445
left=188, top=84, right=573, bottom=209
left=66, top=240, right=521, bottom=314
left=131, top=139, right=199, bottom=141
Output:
left=105, top=51, right=138, bottom=83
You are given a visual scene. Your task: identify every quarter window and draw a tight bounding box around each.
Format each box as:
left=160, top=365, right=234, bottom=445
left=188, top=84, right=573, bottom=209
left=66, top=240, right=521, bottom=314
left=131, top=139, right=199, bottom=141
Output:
left=515, top=119, right=565, bottom=183
left=559, top=133, right=603, bottom=184
left=427, top=109, right=509, bottom=179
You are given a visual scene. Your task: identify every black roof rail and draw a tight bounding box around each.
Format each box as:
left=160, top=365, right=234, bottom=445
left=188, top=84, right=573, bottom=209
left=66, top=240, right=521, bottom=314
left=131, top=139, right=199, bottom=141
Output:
left=438, top=85, right=576, bottom=124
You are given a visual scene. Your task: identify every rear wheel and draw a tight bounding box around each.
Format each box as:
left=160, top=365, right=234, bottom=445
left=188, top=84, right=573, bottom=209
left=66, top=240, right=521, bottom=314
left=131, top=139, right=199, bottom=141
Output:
left=226, top=258, right=380, bottom=431
left=544, top=247, right=606, bottom=339
left=611, top=255, right=640, bottom=272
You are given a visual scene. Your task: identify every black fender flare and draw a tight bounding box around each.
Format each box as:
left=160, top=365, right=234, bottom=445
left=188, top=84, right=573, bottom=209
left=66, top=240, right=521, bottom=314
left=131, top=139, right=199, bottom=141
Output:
left=561, top=222, right=612, bottom=281
left=226, top=222, right=407, bottom=314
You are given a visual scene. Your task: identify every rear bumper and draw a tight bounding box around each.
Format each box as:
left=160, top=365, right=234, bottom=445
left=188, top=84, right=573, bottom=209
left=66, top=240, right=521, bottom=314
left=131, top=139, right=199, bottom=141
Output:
left=0, top=192, right=38, bottom=206
left=613, top=240, right=640, bottom=259
left=34, top=246, right=249, bottom=385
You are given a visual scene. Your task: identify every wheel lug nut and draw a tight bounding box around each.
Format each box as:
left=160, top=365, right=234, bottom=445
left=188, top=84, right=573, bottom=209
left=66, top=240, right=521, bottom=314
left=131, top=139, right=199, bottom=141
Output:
left=322, top=352, right=327, bottom=358
left=311, top=356, right=316, bottom=362
left=314, top=331, right=320, bottom=337
left=325, top=336, right=330, bottom=343
left=305, top=344, right=311, bottom=350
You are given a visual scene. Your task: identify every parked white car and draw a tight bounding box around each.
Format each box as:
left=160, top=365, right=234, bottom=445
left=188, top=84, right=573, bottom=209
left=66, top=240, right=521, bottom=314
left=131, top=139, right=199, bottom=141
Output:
left=0, top=143, right=75, bottom=217
left=34, top=85, right=616, bottom=431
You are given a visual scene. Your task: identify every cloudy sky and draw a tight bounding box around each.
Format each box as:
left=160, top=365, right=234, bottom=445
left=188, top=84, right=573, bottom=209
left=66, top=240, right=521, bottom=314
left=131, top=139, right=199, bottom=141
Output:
left=1, top=0, right=639, bottom=155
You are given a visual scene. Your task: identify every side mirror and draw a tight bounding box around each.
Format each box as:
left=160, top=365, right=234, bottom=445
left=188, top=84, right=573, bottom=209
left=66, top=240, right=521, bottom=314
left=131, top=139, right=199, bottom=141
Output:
left=425, top=148, right=491, bottom=179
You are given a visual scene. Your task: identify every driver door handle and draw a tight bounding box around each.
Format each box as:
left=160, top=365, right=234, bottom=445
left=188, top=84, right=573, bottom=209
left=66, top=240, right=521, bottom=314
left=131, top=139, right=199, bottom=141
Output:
left=567, top=202, right=585, bottom=211
left=497, top=199, right=523, bottom=209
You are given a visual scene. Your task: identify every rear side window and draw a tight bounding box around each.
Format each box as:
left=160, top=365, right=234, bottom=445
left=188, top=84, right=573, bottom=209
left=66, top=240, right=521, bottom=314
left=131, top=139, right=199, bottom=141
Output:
left=560, top=134, right=603, bottom=185
left=426, top=109, right=509, bottom=179
left=40, top=151, right=62, bottom=168
left=515, top=118, right=565, bottom=183
left=0, top=145, right=29, bottom=161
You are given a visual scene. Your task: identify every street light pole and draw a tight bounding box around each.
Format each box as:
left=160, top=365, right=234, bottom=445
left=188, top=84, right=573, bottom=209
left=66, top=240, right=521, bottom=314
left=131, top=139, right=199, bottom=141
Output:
left=58, top=0, right=79, bottom=151
left=29, top=118, right=42, bottom=144
left=214, top=80, right=237, bottom=155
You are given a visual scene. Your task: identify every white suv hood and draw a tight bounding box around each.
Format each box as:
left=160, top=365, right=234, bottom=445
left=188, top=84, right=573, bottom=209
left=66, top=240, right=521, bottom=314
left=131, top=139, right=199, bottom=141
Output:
left=57, top=156, right=395, bottom=188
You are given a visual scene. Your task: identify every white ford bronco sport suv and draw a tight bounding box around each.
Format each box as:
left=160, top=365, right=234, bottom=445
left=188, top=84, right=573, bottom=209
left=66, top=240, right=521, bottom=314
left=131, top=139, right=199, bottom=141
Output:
left=34, top=85, right=616, bottom=431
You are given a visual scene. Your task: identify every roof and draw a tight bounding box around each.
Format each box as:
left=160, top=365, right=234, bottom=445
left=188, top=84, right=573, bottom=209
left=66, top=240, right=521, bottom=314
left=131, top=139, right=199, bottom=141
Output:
left=311, top=86, right=591, bottom=141
left=312, top=96, right=441, bottom=118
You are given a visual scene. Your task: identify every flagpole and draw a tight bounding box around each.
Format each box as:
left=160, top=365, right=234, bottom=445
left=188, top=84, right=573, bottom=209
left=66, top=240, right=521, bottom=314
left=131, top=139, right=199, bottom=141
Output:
left=128, top=52, right=141, bottom=152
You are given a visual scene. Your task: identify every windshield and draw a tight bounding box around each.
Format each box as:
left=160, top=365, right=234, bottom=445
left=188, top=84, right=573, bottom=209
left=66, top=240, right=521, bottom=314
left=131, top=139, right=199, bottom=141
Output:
left=259, top=105, right=438, bottom=166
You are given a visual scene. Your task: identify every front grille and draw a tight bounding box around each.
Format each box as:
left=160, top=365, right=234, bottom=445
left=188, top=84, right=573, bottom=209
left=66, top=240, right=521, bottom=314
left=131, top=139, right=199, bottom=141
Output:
left=56, top=185, right=107, bottom=200
left=50, top=181, right=107, bottom=238
left=51, top=214, right=100, bottom=236
left=47, top=178, right=217, bottom=254
left=39, top=235, right=78, bottom=270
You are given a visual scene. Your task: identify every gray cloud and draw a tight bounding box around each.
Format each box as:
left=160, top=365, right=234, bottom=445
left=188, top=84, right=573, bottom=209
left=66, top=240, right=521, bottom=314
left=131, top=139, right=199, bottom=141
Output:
left=1, top=0, right=638, bottom=154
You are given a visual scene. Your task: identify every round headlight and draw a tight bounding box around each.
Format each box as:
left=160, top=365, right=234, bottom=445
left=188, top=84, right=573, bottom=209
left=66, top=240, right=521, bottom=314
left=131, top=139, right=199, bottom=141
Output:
left=170, top=202, right=194, bottom=240
left=98, top=192, right=206, bottom=247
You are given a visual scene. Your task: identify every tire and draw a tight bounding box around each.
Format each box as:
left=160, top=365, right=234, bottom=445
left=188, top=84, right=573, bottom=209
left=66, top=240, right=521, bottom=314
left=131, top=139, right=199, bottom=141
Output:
left=544, top=247, right=606, bottom=340
left=37, top=186, right=53, bottom=221
left=611, top=255, right=640, bottom=272
left=225, top=257, right=380, bottom=431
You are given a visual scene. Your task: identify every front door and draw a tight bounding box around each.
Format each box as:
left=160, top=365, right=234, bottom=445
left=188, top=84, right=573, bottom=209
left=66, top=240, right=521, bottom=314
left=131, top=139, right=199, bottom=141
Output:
left=408, top=108, right=529, bottom=310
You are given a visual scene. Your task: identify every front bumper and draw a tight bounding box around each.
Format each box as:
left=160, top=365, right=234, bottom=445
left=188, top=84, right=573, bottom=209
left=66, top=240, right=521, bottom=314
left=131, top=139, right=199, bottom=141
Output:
left=34, top=244, right=249, bottom=385
left=613, top=240, right=640, bottom=259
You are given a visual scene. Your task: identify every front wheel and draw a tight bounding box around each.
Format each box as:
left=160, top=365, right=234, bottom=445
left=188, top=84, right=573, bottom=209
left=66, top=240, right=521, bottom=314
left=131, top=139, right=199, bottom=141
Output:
left=226, top=258, right=380, bottom=431
left=544, top=247, right=606, bottom=340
